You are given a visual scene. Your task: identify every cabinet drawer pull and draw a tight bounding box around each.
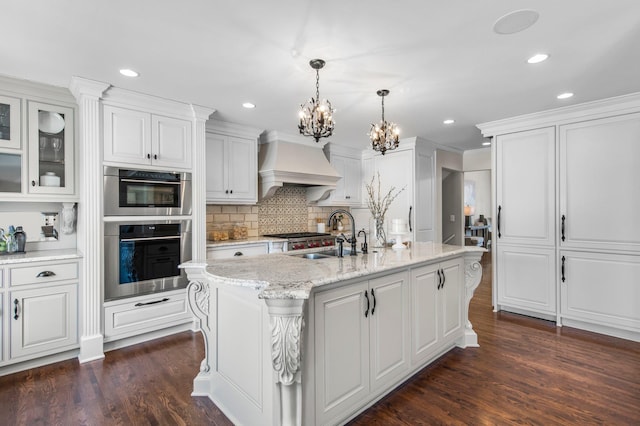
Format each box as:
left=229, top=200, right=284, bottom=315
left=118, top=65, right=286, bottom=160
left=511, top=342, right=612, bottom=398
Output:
left=364, top=290, right=370, bottom=318
left=408, top=206, right=413, bottom=232
left=36, top=270, right=56, bottom=278
left=561, top=256, right=566, bottom=283
left=134, top=297, right=170, bottom=307
left=441, top=268, right=446, bottom=288
left=497, top=205, right=502, bottom=238
left=437, top=268, right=442, bottom=289
left=234, top=251, right=243, bottom=256
left=14, top=299, right=19, bottom=320
left=561, top=215, right=566, bottom=242
left=371, top=288, right=376, bottom=315
left=345, top=195, right=351, bottom=199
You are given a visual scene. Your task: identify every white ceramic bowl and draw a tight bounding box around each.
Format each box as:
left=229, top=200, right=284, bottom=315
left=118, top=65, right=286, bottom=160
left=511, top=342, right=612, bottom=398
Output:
left=40, top=172, right=61, bottom=187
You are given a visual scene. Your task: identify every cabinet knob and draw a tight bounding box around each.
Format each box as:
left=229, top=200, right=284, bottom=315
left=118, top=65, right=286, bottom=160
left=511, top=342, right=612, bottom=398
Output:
left=32, top=180, right=36, bottom=187
left=230, top=189, right=233, bottom=194
left=154, top=154, right=158, bottom=160
left=147, top=153, right=151, bottom=159
left=225, top=190, right=229, bottom=194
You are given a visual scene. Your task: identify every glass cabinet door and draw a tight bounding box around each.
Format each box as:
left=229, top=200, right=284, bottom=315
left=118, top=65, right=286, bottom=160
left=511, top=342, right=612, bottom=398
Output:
left=27, top=101, right=74, bottom=195
left=0, top=95, right=21, bottom=150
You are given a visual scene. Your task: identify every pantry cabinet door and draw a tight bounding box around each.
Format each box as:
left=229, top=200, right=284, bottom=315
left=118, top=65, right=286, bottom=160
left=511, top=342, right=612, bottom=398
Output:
left=559, top=113, right=640, bottom=252
left=495, top=127, right=555, bottom=247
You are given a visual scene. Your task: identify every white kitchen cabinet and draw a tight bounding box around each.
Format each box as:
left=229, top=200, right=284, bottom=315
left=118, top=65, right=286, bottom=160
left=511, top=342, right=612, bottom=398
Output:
left=479, top=92, right=640, bottom=341
left=103, top=288, right=192, bottom=342
left=0, top=94, right=20, bottom=149
left=314, top=270, right=409, bottom=425
left=559, top=113, right=640, bottom=253
left=321, top=143, right=363, bottom=206
left=10, top=283, right=78, bottom=359
left=410, top=257, right=463, bottom=366
left=560, top=250, right=640, bottom=336
left=3, top=259, right=79, bottom=362
left=206, top=242, right=268, bottom=259
left=205, top=126, right=258, bottom=204
left=365, top=138, right=436, bottom=243
left=28, top=101, right=75, bottom=195
left=103, top=105, right=192, bottom=170
left=496, top=244, right=556, bottom=318
left=314, top=280, right=370, bottom=425
left=495, top=127, right=556, bottom=247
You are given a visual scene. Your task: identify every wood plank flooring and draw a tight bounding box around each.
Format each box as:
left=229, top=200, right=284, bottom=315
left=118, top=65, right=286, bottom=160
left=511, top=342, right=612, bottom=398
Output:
left=0, top=253, right=638, bottom=425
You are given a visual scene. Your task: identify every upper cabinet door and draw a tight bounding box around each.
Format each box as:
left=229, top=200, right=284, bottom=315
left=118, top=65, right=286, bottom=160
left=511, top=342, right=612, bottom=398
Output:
left=559, top=113, right=640, bottom=252
left=0, top=95, right=21, bottom=150
left=151, top=115, right=192, bottom=169
left=227, top=136, right=256, bottom=202
left=27, top=101, right=75, bottom=195
left=495, top=127, right=556, bottom=247
left=103, top=105, right=151, bottom=165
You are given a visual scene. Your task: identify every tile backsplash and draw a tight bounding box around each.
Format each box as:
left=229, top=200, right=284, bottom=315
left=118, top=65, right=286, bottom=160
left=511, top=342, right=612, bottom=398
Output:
left=206, top=186, right=349, bottom=237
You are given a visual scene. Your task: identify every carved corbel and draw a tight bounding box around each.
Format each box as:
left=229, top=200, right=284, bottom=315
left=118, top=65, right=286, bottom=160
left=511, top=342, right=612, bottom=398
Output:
left=462, top=251, right=484, bottom=347
left=265, top=298, right=305, bottom=426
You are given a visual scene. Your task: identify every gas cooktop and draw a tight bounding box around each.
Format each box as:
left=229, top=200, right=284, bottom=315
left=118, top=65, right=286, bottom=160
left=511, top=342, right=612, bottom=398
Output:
left=262, top=232, right=335, bottom=251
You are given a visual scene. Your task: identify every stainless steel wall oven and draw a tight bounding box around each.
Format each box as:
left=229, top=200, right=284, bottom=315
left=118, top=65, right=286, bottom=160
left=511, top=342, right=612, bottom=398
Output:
left=103, top=166, right=192, bottom=216
left=104, top=219, right=192, bottom=301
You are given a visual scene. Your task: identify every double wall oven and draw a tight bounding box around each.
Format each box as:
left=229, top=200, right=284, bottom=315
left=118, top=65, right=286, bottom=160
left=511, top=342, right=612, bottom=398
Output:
left=103, top=167, right=192, bottom=301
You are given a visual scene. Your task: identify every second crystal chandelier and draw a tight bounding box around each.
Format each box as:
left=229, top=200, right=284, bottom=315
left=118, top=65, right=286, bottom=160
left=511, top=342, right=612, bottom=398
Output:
left=298, top=59, right=335, bottom=142
left=370, top=89, right=400, bottom=155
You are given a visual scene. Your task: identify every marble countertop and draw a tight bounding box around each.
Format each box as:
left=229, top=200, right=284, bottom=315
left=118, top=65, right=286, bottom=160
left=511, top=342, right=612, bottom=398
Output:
left=0, top=248, right=82, bottom=265
left=184, top=242, right=484, bottom=300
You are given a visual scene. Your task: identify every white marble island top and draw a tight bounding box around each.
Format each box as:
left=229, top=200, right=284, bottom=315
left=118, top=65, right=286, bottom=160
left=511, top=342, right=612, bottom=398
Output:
left=186, top=242, right=484, bottom=300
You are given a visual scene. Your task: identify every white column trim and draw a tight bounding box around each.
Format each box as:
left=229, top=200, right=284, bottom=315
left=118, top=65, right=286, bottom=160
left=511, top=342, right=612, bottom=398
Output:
left=69, top=76, right=110, bottom=363
left=190, top=105, right=215, bottom=260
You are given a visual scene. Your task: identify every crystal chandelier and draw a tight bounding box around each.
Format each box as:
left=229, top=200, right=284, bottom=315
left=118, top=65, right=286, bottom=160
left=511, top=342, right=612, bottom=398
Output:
left=298, top=59, right=335, bottom=142
left=370, top=89, right=400, bottom=155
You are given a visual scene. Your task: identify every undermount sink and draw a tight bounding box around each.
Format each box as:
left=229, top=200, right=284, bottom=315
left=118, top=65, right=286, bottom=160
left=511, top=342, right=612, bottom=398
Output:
left=298, top=252, right=332, bottom=260
left=297, top=249, right=359, bottom=259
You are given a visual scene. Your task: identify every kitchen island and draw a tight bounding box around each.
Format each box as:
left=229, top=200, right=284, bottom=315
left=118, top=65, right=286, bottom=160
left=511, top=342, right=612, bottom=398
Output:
left=181, top=243, right=484, bottom=425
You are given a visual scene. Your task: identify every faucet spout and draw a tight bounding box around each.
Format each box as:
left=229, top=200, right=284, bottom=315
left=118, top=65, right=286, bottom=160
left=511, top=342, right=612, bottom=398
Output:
left=327, top=209, right=357, bottom=255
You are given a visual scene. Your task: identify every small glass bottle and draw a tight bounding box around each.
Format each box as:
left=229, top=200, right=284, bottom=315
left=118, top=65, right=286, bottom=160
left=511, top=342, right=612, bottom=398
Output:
left=14, top=226, right=26, bottom=253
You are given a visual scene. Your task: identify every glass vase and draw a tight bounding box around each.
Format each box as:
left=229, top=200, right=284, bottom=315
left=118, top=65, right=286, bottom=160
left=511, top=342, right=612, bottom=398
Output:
left=370, top=216, right=386, bottom=248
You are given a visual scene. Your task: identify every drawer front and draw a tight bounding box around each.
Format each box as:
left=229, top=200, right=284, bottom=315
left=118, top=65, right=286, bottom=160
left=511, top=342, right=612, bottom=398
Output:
left=9, top=261, right=79, bottom=287
left=207, top=243, right=268, bottom=259
left=104, top=292, right=191, bottom=339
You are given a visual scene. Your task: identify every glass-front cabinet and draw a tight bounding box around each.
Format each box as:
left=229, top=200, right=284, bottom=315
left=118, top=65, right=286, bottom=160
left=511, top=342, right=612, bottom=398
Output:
left=0, top=95, right=20, bottom=150
left=27, top=101, right=74, bottom=195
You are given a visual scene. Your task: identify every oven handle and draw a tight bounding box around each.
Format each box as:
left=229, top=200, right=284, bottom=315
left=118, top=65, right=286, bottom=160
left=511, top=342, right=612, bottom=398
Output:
left=120, top=236, right=181, bottom=242
left=120, top=178, right=181, bottom=185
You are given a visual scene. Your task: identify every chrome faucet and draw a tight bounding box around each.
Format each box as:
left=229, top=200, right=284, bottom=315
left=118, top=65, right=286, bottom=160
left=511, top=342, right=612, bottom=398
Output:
left=327, top=209, right=357, bottom=256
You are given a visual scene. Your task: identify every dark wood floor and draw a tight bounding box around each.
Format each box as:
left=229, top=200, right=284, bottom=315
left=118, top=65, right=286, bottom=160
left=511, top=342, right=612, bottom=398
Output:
left=0, top=253, right=638, bottom=425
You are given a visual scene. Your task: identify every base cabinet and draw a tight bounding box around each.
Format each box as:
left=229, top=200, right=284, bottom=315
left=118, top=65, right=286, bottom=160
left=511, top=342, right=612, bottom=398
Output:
left=314, top=271, right=410, bottom=425
left=10, top=284, right=78, bottom=359
left=0, top=258, right=80, bottom=368
left=496, top=244, right=556, bottom=317
left=410, top=258, right=463, bottom=366
left=560, top=251, right=640, bottom=336
left=103, top=289, right=192, bottom=341
left=206, top=242, right=268, bottom=260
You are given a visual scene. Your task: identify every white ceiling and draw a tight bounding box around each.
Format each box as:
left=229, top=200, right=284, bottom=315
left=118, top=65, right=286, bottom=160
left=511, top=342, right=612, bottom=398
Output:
left=2, top=1, right=640, bottom=151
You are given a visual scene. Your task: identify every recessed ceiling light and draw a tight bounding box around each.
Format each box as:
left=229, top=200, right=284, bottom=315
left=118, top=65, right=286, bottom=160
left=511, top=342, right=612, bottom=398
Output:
left=527, top=53, right=549, bottom=64
left=493, top=9, right=540, bottom=35
left=482, top=141, right=492, bottom=146
left=119, top=68, right=139, bottom=77
left=443, top=119, right=455, bottom=124
left=557, top=92, right=574, bottom=100
left=242, top=102, right=256, bottom=109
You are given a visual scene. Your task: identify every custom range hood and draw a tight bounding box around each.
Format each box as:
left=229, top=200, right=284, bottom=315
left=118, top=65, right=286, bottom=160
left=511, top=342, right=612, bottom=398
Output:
left=258, top=130, right=341, bottom=202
